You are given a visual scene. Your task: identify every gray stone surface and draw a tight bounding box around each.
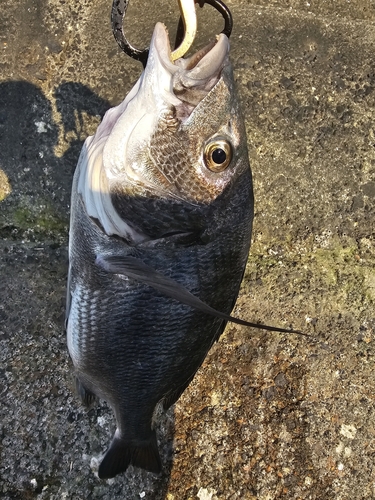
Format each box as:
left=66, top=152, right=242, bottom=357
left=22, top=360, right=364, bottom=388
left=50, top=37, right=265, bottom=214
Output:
left=1, top=0, right=375, bottom=498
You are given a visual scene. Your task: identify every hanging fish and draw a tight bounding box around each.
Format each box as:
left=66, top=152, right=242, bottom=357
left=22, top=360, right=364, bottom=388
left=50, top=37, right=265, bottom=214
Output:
left=66, top=0, right=300, bottom=480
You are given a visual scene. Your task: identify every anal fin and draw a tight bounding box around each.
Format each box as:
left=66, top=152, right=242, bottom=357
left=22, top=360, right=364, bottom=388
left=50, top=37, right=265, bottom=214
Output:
left=75, top=376, right=97, bottom=407
left=98, top=430, right=161, bottom=479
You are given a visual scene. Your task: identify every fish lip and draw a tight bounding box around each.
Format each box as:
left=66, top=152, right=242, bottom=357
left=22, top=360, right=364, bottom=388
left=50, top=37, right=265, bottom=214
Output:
left=151, top=22, right=230, bottom=93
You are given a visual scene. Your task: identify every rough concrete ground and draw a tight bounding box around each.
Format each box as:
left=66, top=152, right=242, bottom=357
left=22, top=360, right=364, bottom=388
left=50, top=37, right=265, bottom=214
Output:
left=1, top=0, right=375, bottom=498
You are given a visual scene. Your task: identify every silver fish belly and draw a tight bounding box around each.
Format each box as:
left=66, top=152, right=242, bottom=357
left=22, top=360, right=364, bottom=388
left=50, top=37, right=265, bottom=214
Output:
left=66, top=22, right=253, bottom=479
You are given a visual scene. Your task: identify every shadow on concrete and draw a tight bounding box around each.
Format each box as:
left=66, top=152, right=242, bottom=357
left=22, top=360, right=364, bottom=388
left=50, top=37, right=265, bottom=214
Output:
left=0, top=81, right=110, bottom=208
left=0, top=80, right=174, bottom=498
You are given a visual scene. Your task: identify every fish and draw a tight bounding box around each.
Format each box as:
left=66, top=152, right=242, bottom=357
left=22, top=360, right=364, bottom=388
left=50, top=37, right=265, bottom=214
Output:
left=66, top=21, right=254, bottom=479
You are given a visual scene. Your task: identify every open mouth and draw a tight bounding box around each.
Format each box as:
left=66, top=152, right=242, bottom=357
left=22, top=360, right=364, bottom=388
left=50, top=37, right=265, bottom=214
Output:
left=149, top=22, right=230, bottom=117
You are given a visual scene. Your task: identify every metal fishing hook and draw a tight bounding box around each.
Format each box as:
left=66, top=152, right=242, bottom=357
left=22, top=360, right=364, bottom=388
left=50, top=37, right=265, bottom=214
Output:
left=111, top=0, right=196, bottom=68
left=111, top=0, right=233, bottom=68
left=111, top=0, right=149, bottom=67
left=174, top=0, right=233, bottom=52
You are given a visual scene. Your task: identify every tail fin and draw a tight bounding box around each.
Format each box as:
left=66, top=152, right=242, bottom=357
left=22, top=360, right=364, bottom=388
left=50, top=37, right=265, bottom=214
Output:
left=98, top=431, right=161, bottom=479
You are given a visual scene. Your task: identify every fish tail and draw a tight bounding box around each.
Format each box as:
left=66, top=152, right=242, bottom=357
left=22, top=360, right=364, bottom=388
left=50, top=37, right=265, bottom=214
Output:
left=98, top=430, right=161, bottom=479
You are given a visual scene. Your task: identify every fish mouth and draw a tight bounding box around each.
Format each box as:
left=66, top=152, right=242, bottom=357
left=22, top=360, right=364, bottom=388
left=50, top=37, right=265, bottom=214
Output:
left=149, top=22, right=230, bottom=120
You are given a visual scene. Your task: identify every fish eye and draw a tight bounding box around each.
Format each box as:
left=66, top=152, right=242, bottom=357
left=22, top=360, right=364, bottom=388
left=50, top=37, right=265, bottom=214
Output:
left=203, top=138, right=233, bottom=173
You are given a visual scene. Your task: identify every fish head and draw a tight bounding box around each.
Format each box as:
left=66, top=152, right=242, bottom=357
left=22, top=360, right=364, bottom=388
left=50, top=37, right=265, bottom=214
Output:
left=78, top=22, right=251, bottom=239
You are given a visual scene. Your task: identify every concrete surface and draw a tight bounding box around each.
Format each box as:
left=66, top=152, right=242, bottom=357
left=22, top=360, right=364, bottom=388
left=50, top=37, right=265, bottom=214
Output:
left=1, top=0, right=375, bottom=498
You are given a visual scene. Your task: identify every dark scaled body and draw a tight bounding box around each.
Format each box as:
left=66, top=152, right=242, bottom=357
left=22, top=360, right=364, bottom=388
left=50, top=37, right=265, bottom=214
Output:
left=66, top=23, right=253, bottom=478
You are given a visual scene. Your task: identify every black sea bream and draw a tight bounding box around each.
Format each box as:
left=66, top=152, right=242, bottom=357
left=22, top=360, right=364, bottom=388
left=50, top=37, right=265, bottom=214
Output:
left=66, top=22, right=253, bottom=479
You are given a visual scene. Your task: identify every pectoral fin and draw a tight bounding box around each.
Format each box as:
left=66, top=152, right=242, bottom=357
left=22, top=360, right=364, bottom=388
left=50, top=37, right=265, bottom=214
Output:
left=96, top=254, right=306, bottom=336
